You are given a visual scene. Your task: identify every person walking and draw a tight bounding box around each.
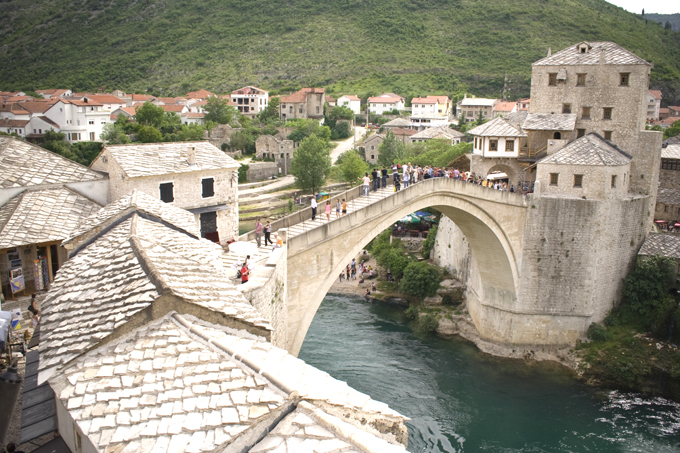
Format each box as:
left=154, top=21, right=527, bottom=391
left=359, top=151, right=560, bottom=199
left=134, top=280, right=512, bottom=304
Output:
left=325, top=200, right=331, bottom=221
left=403, top=166, right=410, bottom=188
left=311, top=195, right=317, bottom=220
left=372, top=168, right=379, bottom=191
left=254, top=219, right=263, bottom=247
left=264, top=221, right=272, bottom=246
left=381, top=166, right=388, bottom=188
left=335, top=199, right=341, bottom=218
left=362, top=173, right=370, bottom=195
left=342, top=199, right=347, bottom=215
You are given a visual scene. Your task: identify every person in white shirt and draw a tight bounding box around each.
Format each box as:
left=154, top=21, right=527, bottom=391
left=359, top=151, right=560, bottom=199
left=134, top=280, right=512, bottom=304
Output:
left=311, top=195, right=317, bottom=220
left=361, top=173, right=370, bottom=195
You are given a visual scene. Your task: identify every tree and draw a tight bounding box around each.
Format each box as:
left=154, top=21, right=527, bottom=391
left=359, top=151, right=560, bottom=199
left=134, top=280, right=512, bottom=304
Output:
left=101, top=123, right=130, bottom=144
left=136, top=125, right=163, bottom=143
left=376, top=247, right=410, bottom=280
left=337, top=150, right=368, bottom=184
left=287, top=120, right=331, bottom=143
left=622, top=256, right=675, bottom=317
left=665, top=21, right=672, bottom=30
left=327, top=106, right=354, bottom=121
left=377, top=130, right=405, bottom=166
left=134, top=102, right=165, bottom=128
left=71, top=141, right=103, bottom=165
left=257, top=97, right=281, bottom=124
left=400, top=262, right=442, bottom=298
left=331, top=121, right=352, bottom=140
left=204, top=97, right=238, bottom=125
left=664, top=120, right=680, bottom=140
left=230, top=129, right=256, bottom=154
left=290, top=134, right=332, bottom=194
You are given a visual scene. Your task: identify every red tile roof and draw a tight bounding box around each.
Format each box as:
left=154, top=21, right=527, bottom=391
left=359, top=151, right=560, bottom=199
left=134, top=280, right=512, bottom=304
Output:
left=280, top=88, right=325, bottom=103
left=411, top=97, right=437, bottom=104
left=86, top=94, right=125, bottom=104
left=36, top=89, right=70, bottom=96
left=0, top=118, right=29, bottom=127
left=391, top=128, right=417, bottom=136
left=662, top=116, right=680, bottom=125
left=5, top=96, right=33, bottom=102
left=343, top=95, right=361, bottom=101
left=326, top=96, right=335, bottom=102
left=65, top=99, right=104, bottom=107
left=0, top=103, right=30, bottom=115
left=494, top=101, right=517, bottom=112
left=427, top=95, right=449, bottom=104
left=156, top=97, right=180, bottom=104
left=231, top=86, right=267, bottom=95
left=132, top=94, right=155, bottom=101
left=18, top=102, right=51, bottom=114
left=162, top=104, right=187, bottom=112
left=185, top=89, right=215, bottom=99
left=649, top=90, right=663, bottom=100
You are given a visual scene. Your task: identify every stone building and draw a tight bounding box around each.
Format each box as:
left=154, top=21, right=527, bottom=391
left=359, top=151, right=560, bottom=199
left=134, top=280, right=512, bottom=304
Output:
left=362, top=134, right=384, bottom=164
left=0, top=137, right=106, bottom=296
left=654, top=188, right=680, bottom=223
left=468, top=117, right=528, bottom=188
left=39, top=193, right=408, bottom=453
left=457, top=95, right=498, bottom=122
left=638, top=233, right=680, bottom=286
left=229, top=86, right=268, bottom=117
left=255, top=134, right=295, bottom=175
left=658, top=140, right=680, bottom=189
left=90, top=141, right=240, bottom=245
left=410, top=125, right=465, bottom=145
left=382, top=118, right=411, bottom=130
left=279, top=88, right=325, bottom=120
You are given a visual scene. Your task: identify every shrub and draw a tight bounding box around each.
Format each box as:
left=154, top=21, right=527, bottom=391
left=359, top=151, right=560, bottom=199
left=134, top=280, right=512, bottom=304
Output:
left=376, top=247, right=410, bottom=280
left=586, top=323, right=610, bottom=342
left=419, top=313, right=439, bottom=333
left=404, top=304, right=419, bottom=320
left=400, top=262, right=442, bottom=299
left=238, top=164, right=249, bottom=183
left=421, top=225, right=438, bottom=258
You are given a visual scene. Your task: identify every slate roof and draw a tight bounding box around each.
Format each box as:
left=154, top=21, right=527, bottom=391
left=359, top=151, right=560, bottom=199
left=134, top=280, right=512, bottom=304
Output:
left=522, top=113, right=576, bottom=131
left=638, top=233, right=680, bottom=259
left=0, top=136, right=104, bottom=188
left=0, top=188, right=102, bottom=249
left=411, top=126, right=465, bottom=139
left=538, top=133, right=630, bottom=166
left=534, top=42, right=651, bottom=66
left=38, top=214, right=271, bottom=384
left=467, top=117, right=526, bottom=137
left=664, top=136, right=680, bottom=146
left=656, top=188, right=680, bottom=206
left=48, top=312, right=407, bottom=453
left=383, top=118, right=411, bottom=128
left=99, top=141, right=239, bottom=178
left=503, top=111, right=529, bottom=127
left=661, top=143, right=680, bottom=160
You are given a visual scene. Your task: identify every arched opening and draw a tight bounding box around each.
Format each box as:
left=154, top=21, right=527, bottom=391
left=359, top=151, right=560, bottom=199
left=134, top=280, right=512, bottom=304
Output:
left=486, top=163, right=516, bottom=189
left=285, top=183, right=525, bottom=356
left=553, top=132, right=562, bottom=139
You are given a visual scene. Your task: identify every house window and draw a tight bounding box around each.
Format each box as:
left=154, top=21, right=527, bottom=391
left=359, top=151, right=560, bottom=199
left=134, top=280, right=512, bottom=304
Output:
left=577, top=128, right=586, bottom=138
left=159, top=182, right=174, bottom=203
left=574, top=174, right=583, bottom=188
left=581, top=107, right=591, bottom=119
left=603, top=107, right=613, bottom=120
left=604, top=131, right=612, bottom=140
left=289, top=106, right=293, bottom=113
left=576, top=73, right=586, bottom=86
left=611, top=175, right=617, bottom=188
left=89, top=132, right=95, bottom=141
left=665, top=205, right=669, bottom=213
left=89, top=120, right=94, bottom=125
left=548, top=73, right=557, bottom=86
left=316, top=106, right=320, bottom=114
left=371, top=145, right=374, bottom=150
left=467, top=111, right=473, bottom=117
left=489, top=140, right=498, bottom=151
left=202, top=178, right=215, bottom=198
left=371, top=155, right=375, bottom=160
left=562, top=104, right=571, bottom=114
left=505, top=140, right=514, bottom=152
left=298, top=108, right=303, bottom=114
left=620, top=73, right=630, bottom=86
left=549, top=173, right=559, bottom=185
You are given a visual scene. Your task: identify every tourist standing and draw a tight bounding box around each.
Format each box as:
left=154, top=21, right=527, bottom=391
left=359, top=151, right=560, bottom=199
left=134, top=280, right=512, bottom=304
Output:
left=342, top=199, right=347, bottom=215
left=325, top=200, right=331, bottom=221
left=403, top=166, right=410, bottom=188
left=372, top=168, right=380, bottom=191
left=254, top=219, right=263, bottom=247
left=335, top=199, right=341, bottom=218
left=311, top=195, right=317, bottom=220
left=264, top=221, right=272, bottom=246
left=362, top=173, right=370, bottom=195
left=381, top=166, right=388, bottom=188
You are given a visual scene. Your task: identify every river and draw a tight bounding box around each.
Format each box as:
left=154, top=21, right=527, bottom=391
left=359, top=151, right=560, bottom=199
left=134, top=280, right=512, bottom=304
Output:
left=298, top=294, right=680, bottom=452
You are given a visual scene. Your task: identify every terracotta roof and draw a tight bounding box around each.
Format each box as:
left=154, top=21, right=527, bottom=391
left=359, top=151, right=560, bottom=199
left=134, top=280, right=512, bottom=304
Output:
left=155, top=97, right=180, bottom=104
left=231, top=86, right=267, bottom=95
left=494, top=101, right=517, bottom=112
left=99, top=141, right=239, bottom=178
left=391, top=128, right=417, bottom=136
left=538, top=133, right=630, bottom=166
left=36, top=89, right=70, bottom=96
left=639, top=233, right=680, bottom=259
left=161, top=104, right=187, bottom=112
left=649, top=90, right=663, bottom=100
left=279, top=88, right=325, bottom=103
left=0, top=102, right=30, bottom=115
left=182, top=112, right=205, bottom=118
left=326, top=95, right=335, bottom=102
left=0, top=187, right=102, bottom=249
left=18, top=102, right=51, bottom=114
left=132, top=94, right=155, bottom=101
left=341, top=95, right=360, bottom=101
left=86, top=94, right=125, bottom=104
left=61, top=99, right=104, bottom=107
left=185, top=89, right=215, bottom=99
left=5, top=96, right=33, bottom=102
left=0, top=136, right=104, bottom=188
left=467, top=117, right=526, bottom=137
left=368, top=93, right=403, bottom=103
left=660, top=108, right=670, bottom=114
left=522, top=113, right=576, bottom=131
left=115, top=106, right=137, bottom=117
left=662, top=117, right=680, bottom=125
left=0, top=118, right=29, bottom=127
left=411, top=97, right=437, bottom=104
left=534, top=41, right=650, bottom=66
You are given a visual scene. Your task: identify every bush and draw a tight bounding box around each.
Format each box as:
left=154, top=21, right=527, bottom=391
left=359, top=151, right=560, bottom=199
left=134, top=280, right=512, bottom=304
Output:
left=419, top=313, right=439, bottom=333
left=400, top=262, right=442, bottom=299
left=421, top=225, right=438, bottom=258
left=586, top=323, right=610, bottom=342
left=404, top=304, right=419, bottom=320
left=238, top=164, right=249, bottom=183
left=376, top=247, right=410, bottom=280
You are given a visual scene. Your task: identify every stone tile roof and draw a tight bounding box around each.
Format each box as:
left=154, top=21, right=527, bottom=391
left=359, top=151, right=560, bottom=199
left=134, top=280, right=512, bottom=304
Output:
left=534, top=42, right=650, bottom=66
left=662, top=143, right=680, bottom=160
left=48, top=312, right=407, bottom=453
left=0, top=137, right=104, bottom=188
left=656, top=188, right=680, bottom=206
left=467, top=117, right=526, bottom=137
left=459, top=97, right=497, bottom=107
left=503, top=111, right=529, bottom=127
left=383, top=118, right=411, bottom=128
left=664, top=136, right=680, bottom=146
left=39, top=214, right=271, bottom=384
left=0, top=188, right=102, bottom=249
left=63, top=190, right=201, bottom=246
left=638, top=233, right=680, bottom=259
left=100, top=141, right=239, bottom=178
left=539, top=133, right=631, bottom=166
left=522, top=113, right=576, bottom=131
left=411, top=125, right=465, bottom=139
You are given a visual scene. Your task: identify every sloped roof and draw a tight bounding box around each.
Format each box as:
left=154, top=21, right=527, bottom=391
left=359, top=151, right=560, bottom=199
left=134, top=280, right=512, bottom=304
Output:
left=99, top=141, right=239, bottom=178
left=411, top=125, right=465, bottom=139
left=538, top=133, right=630, bottom=166
left=661, top=143, right=680, bottom=160
left=64, top=190, right=201, bottom=246
left=664, top=136, right=680, bottom=146
left=38, top=214, right=271, bottom=383
left=459, top=97, right=497, bottom=107
left=638, top=233, right=680, bottom=259
left=161, top=104, right=186, bottom=112
left=391, top=128, right=417, bottom=136
left=0, top=118, right=29, bottom=127
left=649, top=90, right=663, bottom=100
left=0, top=136, right=104, bottom=188
left=467, top=117, right=526, bottom=137
left=503, top=111, right=529, bottom=127
left=656, top=188, right=680, bottom=206
left=279, top=88, right=325, bottom=103
left=19, top=102, right=51, bottom=114
left=494, top=101, right=517, bottom=112
left=0, top=187, right=102, bottom=249
left=231, top=86, right=267, bottom=95
left=85, top=94, right=125, bottom=104
left=411, top=97, right=437, bottom=104
left=534, top=42, right=650, bottom=66
left=340, top=94, right=360, bottom=101
left=383, top=118, right=411, bottom=127
left=368, top=93, right=404, bottom=103
left=186, top=89, right=215, bottom=99
left=522, top=113, right=576, bottom=131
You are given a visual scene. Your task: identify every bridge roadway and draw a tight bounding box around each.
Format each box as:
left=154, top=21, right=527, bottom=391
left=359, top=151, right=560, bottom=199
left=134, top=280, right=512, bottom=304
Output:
left=235, top=177, right=531, bottom=356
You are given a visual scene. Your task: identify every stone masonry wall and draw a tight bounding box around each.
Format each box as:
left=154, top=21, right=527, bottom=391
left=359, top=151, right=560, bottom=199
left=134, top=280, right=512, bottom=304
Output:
left=431, top=215, right=472, bottom=283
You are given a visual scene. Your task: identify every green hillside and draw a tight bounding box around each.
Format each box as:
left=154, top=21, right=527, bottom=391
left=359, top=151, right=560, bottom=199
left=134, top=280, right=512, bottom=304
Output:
left=1, top=0, right=679, bottom=102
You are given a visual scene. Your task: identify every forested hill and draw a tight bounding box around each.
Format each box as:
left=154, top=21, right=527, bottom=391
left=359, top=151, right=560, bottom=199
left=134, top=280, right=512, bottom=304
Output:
left=1, top=0, right=680, bottom=103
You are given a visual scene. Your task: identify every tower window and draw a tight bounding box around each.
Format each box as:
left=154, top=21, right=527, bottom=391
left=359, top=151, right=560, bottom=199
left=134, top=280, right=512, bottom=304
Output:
left=620, top=73, right=630, bottom=87
left=611, top=175, right=617, bottom=188
left=576, top=74, right=586, bottom=86
left=604, top=131, right=612, bottom=141
left=581, top=107, right=591, bottom=119
left=574, top=174, right=583, bottom=188
left=577, top=129, right=586, bottom=138
left=562, top=104, right=571, bottom=114
left=202, top=178, right=215, bottom=198
left=159, top=182, right=174, bottom=203
left=548, top=73, right=557, bottom=86
left=603, top=107, right=613, bottom=120
left=550, top=173, right=559, bottom=185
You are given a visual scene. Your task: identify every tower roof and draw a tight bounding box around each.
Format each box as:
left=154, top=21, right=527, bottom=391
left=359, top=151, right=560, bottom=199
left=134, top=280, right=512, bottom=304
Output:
left=534, top=42, right=651, bottom=66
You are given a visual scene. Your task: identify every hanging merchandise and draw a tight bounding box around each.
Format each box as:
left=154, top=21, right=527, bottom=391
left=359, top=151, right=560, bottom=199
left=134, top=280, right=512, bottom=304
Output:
left=34, top=259, right=44, bottom=291
left=41, top=257, right=49, bottom=290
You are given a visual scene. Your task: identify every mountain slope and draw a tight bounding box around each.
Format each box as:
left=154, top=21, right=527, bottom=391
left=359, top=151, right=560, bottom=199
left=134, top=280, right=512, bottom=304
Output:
left=1, top=0, right=679, bottom=102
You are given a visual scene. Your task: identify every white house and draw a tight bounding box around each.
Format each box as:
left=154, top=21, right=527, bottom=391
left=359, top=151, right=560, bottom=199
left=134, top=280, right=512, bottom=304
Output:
left=411, top=126, right=465, bottom=145
left=409, top=114, right=451, bottom=131
left=35, top=89, right=72, bottom=100
left=410, top=96, right=451, bottom=118
left=84, top=94, right=126, bottom=113
left=230, top=86, right=268, bottom=117
left=26, top=116, right=61, bottom=138
left=181, top=112, right=206, bottom=125
left=337, top=94, right=361, bottom=115
left=648, top=90, right=662, bottom=120
left=43, top=99, right=111, bottom=142
left=468, top=117, right=526, bottom=158
left=368, top=93, right=405, bottom=115
left=0, top=119, right=28, bottom=136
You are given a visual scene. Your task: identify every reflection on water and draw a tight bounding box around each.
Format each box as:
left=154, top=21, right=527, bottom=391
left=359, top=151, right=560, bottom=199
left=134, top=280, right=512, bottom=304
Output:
left=298, top=294, right=680, bottom=452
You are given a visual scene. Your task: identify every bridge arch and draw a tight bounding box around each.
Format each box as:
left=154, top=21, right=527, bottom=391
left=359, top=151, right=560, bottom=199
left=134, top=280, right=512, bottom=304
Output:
left=285, top=178, right=528, bottom=356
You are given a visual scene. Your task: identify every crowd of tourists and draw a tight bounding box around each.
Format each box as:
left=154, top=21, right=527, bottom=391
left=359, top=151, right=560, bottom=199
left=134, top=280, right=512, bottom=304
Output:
left=360, top=163, right=524, bottom=194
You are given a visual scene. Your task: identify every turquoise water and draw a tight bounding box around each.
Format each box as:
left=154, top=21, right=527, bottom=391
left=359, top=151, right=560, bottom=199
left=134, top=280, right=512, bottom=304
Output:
left=298, top=294, right=680, bottom=452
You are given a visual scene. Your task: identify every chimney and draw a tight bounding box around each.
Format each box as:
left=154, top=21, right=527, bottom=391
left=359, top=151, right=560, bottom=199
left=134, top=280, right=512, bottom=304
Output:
left=187, top=146, right=197, bottom=165
left=599, top=47, right=606, bottom=66
left=547, top=47, right=552, bottom=57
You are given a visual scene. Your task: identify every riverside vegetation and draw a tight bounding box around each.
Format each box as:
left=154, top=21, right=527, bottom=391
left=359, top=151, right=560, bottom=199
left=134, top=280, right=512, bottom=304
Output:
left=1, top=0, right=680, bottom=103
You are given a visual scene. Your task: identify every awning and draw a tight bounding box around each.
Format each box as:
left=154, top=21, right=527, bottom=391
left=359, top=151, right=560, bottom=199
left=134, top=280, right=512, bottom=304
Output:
left=187, top=204, right=230, bottom=215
